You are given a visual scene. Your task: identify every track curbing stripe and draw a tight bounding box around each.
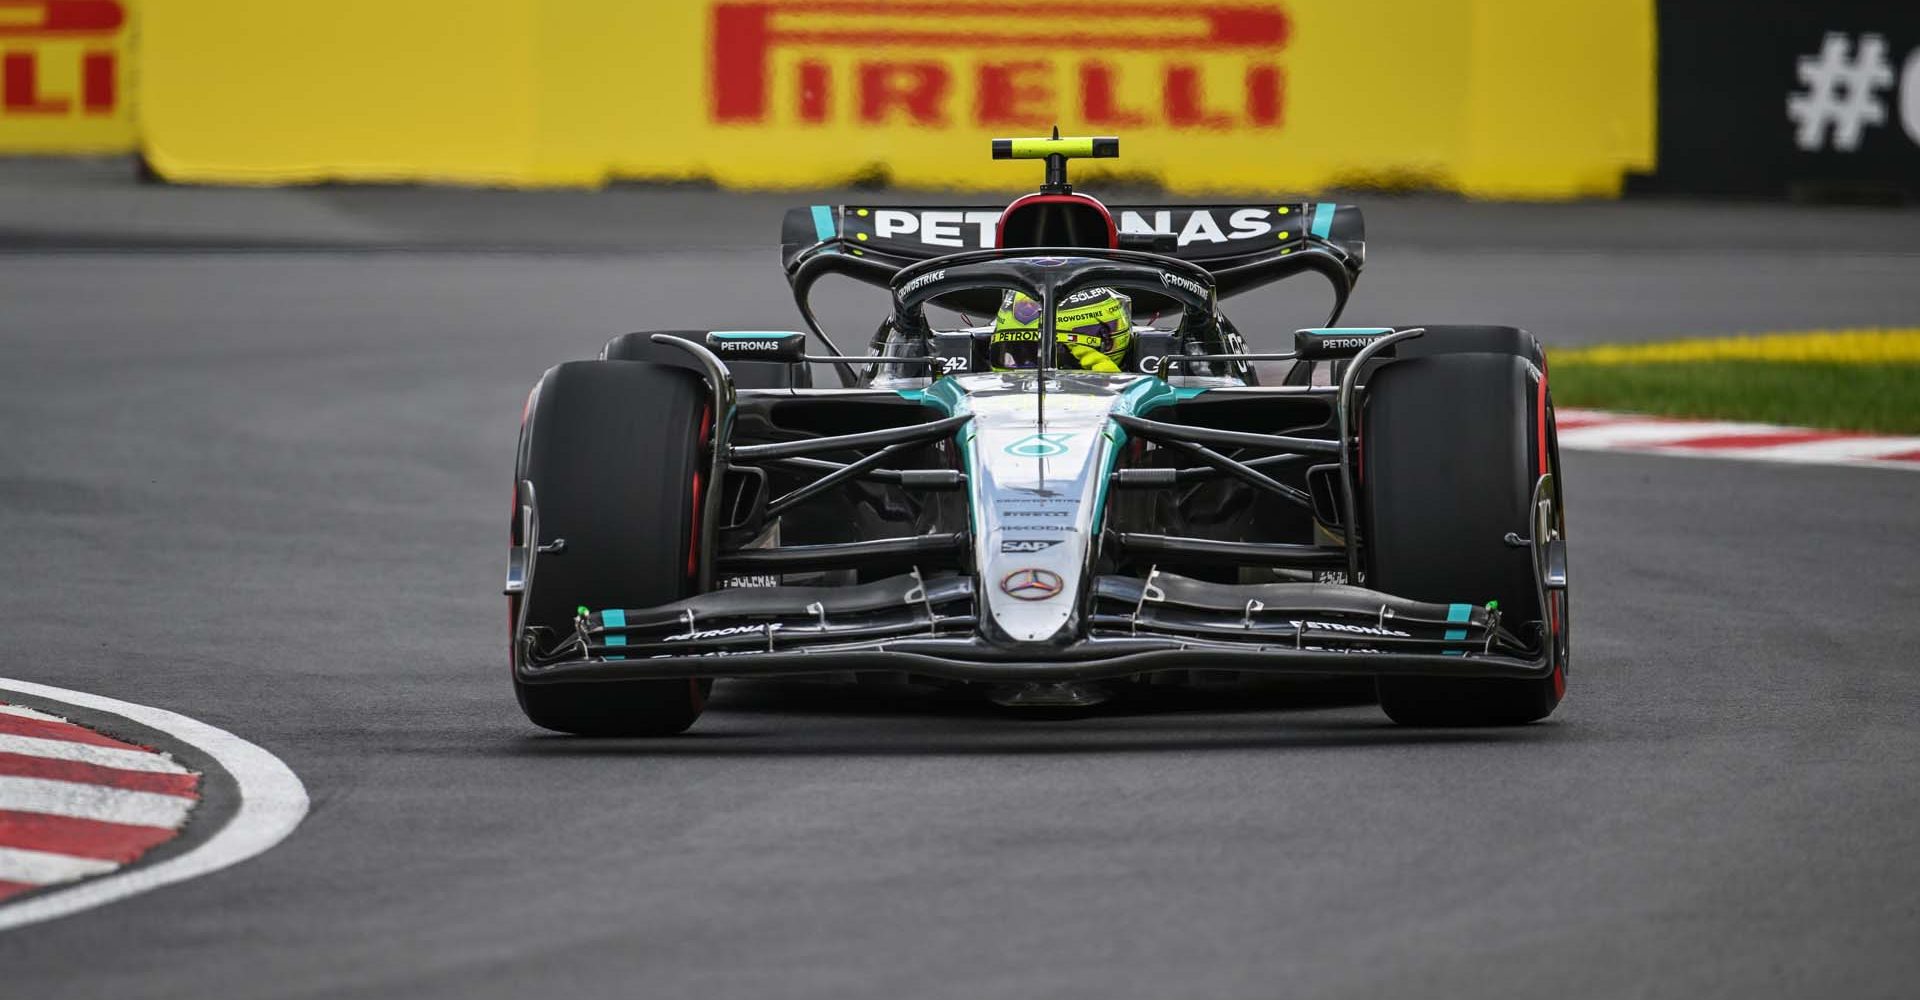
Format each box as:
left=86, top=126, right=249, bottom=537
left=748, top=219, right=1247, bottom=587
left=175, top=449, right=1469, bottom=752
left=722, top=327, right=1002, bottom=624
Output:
left=0, top=732, right=191, bottom=774
left=0, top=845, right=121, bottom=885
left=0, top=712, right=154, bottom=752
left=0, top=678, right=307, bottom=932
left=0, top=775, right=195, bottom=827
left=0, top=753, right=201, bottom=796
left=1556, top=409, right=1920, bottom=470
left=0, top=811, right=184, bottom=863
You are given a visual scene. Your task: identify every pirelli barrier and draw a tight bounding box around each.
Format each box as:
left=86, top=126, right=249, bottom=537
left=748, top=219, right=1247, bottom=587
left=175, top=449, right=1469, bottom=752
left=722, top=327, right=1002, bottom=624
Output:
left=5, top=1, right=1654, bottom=199
left=0, top=0, right=135, bottom=152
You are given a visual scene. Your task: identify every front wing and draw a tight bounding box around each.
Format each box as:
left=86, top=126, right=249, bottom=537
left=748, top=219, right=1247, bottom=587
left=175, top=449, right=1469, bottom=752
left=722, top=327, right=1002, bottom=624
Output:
left=514, top=568, right=1558, bottom=687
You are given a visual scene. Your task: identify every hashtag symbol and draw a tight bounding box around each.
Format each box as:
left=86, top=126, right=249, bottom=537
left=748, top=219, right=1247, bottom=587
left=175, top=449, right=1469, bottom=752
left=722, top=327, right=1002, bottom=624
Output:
left=1787, top=33, right=1895, bottom=152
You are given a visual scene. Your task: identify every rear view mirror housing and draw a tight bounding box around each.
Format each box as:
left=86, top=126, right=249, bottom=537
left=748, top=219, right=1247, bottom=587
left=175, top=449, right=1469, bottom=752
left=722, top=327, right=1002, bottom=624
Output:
left=704, top=331, right=810, bottom=363
left=1294, top=327, right=1395, bottom=360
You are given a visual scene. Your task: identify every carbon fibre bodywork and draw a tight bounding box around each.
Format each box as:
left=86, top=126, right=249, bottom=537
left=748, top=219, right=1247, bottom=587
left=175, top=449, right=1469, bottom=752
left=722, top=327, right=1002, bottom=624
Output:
left=508, top=164, right=1568, bottom=702
left=509, top=328, right=1564, bottom=691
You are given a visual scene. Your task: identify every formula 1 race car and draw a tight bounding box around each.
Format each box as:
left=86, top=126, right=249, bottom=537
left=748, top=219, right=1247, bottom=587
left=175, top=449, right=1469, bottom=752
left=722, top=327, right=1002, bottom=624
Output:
left=506, top=134, right=1570, bottom=735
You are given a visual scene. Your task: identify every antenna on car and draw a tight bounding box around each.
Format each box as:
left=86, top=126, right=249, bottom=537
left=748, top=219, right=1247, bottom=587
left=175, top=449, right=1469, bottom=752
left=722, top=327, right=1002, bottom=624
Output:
left=988, top=129, right=1119, bottom=427
left=1035, top=284, right=1049, bottom=430
left=990, top=127, right=1119, bottom=195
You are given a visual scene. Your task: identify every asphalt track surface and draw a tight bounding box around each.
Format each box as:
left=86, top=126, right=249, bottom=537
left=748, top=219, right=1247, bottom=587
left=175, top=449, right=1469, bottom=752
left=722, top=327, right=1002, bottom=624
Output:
left=2, top=183, right=1918, bottom=998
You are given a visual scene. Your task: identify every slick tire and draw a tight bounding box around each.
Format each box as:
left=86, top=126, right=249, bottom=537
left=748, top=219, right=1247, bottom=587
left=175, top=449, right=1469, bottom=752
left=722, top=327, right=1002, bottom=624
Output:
left=602, top=331, right=811, bottom=390
left=1363, top=351, right=1567, bottom=726
left=511, top=360, right=713, bottom=736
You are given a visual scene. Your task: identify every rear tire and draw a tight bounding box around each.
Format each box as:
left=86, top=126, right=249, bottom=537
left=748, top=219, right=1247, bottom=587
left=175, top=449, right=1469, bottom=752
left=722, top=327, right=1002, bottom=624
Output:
left=1363, top=351, right=1566, bottom=726
left=511, top=360, right=712, bottom=736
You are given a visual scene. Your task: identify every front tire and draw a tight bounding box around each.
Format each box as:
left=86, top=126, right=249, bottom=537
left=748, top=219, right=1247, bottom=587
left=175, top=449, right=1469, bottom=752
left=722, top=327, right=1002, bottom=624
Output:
left=511, top=360, right=712, bottom=736
left=1363, top=351, right=1567, bottom=726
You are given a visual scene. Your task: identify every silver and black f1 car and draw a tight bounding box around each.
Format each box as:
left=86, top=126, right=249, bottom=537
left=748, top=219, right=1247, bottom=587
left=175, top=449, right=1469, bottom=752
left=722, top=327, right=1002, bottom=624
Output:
left=506, top=135, right=1570, bottom=735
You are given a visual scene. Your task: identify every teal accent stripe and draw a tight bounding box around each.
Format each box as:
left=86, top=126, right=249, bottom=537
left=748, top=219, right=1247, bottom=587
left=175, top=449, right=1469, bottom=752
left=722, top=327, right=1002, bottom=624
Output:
left=1310, top=202, right=1335, bottom=240
left=1443, top=602, right=1470, bottom=642
left=810, top=205, right=835, bottom=242
left=602, top=609, right=628, bottom=659
left=710, top=331, right=790, bottom=339
left=903, top=378, right=978, bottom=536
left=1303, top=327, right=1391, bottom=336
left=1091, top=376, right=1180, bottom=535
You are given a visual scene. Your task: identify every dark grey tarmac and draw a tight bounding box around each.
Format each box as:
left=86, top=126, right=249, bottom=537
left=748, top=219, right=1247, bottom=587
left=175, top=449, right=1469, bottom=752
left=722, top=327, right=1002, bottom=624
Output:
left=0, top=187, right=1917, bottom=998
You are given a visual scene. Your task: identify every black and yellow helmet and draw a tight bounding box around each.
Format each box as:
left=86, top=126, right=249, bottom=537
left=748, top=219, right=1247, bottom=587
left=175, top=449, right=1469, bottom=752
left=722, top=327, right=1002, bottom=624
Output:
left=988, top=288, right=1134, bottom=373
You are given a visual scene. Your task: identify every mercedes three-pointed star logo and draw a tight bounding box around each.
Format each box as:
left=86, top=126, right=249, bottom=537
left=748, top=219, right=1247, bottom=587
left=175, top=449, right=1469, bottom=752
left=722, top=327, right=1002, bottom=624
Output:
left=1000, top=567, right=1065, bottom=601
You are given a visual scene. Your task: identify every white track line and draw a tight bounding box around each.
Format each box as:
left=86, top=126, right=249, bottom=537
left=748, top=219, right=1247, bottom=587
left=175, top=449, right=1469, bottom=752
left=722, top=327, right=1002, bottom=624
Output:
left=0, top=678, right=308, bottom=932
left=0, top=776, right=194, bottom=827
left=0, top=732, right=190, bottom=774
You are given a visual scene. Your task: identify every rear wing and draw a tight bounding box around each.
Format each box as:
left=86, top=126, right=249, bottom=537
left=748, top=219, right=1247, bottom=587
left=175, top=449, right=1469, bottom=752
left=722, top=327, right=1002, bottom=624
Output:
left=781, top=202, right=1366, bottom=321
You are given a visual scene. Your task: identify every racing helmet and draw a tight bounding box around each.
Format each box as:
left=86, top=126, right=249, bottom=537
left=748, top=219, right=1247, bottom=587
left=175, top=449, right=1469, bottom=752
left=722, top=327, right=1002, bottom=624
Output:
left=987, top=288, right=1134, bottom=373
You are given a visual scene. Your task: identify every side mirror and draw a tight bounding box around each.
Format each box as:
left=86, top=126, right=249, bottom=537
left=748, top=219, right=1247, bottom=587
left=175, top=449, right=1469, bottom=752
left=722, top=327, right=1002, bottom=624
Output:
left=704, top=331, right=810, bottom=363
left=1293, top=327, right=1395, bottom=360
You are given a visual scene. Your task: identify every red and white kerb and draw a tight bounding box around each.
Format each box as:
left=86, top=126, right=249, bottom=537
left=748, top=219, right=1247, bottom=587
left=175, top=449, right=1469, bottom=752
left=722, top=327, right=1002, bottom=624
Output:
left=0, top=703, right=199, bottom=903
left=1556, top=409, right=1920, bottom=470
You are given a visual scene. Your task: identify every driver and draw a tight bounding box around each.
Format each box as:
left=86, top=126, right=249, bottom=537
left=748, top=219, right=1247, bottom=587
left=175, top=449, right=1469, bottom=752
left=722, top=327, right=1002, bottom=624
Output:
left=987, top=287, right=1134, bottom=373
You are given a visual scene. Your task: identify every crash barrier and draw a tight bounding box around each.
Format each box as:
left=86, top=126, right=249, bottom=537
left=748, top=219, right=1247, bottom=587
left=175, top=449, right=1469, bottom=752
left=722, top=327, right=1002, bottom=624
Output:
left=1631, top=2, right=1920, bottom=198
left=0, top=0, right=134, bottom=152
left=42, top=0, right=1920, bottom=202
left=72, top=0, right=1647, bottom=199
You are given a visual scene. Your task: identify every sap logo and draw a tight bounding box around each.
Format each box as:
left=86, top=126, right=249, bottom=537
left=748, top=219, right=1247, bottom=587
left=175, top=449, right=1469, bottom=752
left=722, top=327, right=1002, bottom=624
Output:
left=1120, top=209, right=1277, bottom=247
left=1000, top=539, right=1062, bottom=553
left=710, top=2, right=1289, bottom=131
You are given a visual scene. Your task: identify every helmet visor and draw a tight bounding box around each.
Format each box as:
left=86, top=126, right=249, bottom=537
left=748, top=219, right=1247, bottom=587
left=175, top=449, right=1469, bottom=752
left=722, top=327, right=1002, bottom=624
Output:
left=989, top=288, right=1133, bottom=371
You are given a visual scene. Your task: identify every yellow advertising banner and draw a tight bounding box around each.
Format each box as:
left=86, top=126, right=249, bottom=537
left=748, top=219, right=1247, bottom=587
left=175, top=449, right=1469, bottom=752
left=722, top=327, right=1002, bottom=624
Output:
left=0, top=0, right=135, bottom=152
left=134, top=0, right=1653, bottom=198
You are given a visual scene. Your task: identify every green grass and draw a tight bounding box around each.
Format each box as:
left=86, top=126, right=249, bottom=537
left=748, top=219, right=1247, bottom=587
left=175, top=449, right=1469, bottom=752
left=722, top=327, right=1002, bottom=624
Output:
left=1548, top=361, right=1920, bottom=434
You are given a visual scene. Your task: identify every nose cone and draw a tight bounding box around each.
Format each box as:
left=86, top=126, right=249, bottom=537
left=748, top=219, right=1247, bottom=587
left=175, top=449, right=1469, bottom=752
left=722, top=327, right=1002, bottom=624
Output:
left=962, top=374, right=1134, bottom=645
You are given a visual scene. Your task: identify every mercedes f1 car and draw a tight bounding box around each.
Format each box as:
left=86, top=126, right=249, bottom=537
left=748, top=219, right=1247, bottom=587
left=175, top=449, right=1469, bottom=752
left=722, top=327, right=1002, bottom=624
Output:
left=506, top=135, right=1570, bottom=735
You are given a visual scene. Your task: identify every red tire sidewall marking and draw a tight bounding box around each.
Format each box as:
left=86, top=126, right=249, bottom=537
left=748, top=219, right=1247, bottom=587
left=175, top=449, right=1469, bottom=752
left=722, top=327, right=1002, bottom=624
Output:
left=687, top=399, right=713, bottom=709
